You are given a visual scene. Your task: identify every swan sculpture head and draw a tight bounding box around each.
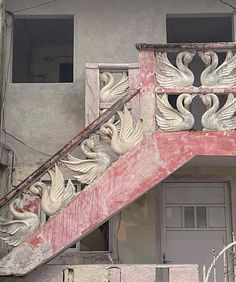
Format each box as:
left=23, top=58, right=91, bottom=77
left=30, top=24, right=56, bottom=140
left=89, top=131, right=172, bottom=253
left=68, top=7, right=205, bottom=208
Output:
left=28, top=182, right=45, bottom=198
left=97, top=124, right=112, bottom=138
left=182, top=93, right=197, bottom=111
left=200, top=94, right=213, bottom=110
left=181, top=51, right=196, bottom=67
left=10, top=197, right=26, bottom=214
left=198, top=51, right=216, bottom=66
left=100, top=72, right=111, bottom=85
left=81, top=136, right=96, bottom=151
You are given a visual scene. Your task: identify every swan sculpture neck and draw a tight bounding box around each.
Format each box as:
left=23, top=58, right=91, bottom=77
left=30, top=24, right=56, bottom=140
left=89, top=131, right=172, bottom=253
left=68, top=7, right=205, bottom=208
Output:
left=200, top=51, right=223, bottom=86
left=204, top=51, right=218, bottom=72
left=9, top=198, right=38, bottom=220
left=31, top=182, right=49, bottom=203
left=80, top=139, right=97, bottom=159
left=100, top=72, right=114, bottom=99
left=176, top=93, right=192, bottom=116
left=202, top=93, right=220, bottom=123
left=176, top=52, right=191, bottom=72
left=102, top=122, right=118, bottom=139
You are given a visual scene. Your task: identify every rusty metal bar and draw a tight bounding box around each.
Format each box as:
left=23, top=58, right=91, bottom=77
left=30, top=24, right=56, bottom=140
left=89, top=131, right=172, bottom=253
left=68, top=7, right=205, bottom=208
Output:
left=136, top=42, right=236, bottom=52
left=0, top=88, right=141, bottom=209
left=155, top=86, right=236, bottom=94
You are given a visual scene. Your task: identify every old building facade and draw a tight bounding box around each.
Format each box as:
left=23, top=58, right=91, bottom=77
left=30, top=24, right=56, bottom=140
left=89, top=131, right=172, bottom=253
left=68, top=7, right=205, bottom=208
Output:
left=0, top=0, right=236, bottom=281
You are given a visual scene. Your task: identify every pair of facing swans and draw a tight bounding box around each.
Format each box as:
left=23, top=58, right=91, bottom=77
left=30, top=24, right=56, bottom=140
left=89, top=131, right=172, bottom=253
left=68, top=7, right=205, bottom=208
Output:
left=156, top=93, right=236, bottom=131
left=156, top=50, right=236, bottom=131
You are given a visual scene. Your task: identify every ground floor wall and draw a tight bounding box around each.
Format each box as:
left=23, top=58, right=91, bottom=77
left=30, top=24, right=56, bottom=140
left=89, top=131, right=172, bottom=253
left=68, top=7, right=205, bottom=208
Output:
left=116, top=161, right=236, bottom=264
left=0, top=161, right=235, bottom=281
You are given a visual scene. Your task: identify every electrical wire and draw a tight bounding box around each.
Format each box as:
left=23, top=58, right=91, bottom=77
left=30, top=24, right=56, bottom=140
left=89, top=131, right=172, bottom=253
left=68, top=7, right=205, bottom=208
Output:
left=218, top=0, right=236, bottom=10
left=4, top=131, right=51, bottom=157
left=11, top=0, right=61, bottom=14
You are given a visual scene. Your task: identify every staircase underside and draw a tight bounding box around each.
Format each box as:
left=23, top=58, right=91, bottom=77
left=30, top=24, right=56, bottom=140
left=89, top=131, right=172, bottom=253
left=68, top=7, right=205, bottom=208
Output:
left=1, top=131, right=236, bottom=276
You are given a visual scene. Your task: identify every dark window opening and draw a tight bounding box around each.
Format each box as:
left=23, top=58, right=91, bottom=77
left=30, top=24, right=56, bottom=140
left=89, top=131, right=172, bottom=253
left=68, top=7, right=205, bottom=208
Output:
left=59, top=63, right=73, bottom=82
left=13, top=17, right=74, bottom=83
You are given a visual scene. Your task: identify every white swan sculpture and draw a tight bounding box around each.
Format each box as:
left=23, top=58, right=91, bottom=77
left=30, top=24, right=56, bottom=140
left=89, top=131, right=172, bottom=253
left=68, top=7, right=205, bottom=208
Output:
left=61, top=137, right=112, bottom=184
left=98, top=106, right=143, bottom=155
left=199, top=51, right=236, bottom=87
left=0, top=197, right=40, bottom=246
left=29, top=164, right=77, bottom=217
left=156, top=93, right=196, bottom=131
left=156, top=51, right=195, bottom=87
left=201, top=93, right=236, bottom=130
left=100, top=72, right=129, bottom=103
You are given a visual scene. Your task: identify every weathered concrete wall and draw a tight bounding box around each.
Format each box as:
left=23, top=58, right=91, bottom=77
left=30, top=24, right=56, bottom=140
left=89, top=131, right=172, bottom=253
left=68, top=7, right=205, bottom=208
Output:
left=2, top=0, right=236, bottom=274
left=4, top=0, right=235, bottom=175
left=116, top=191, right=157, bottom=263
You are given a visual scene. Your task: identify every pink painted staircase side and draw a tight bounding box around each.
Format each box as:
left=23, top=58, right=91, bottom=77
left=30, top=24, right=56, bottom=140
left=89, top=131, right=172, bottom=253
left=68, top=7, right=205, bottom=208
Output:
left=1, top=131, right=236, bottom=276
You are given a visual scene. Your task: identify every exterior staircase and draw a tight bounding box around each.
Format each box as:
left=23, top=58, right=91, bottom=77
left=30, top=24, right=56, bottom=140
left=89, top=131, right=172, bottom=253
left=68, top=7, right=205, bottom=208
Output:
left=1, top=130, right=236, bottom=275
left=1, top=41, right=236, bottom=278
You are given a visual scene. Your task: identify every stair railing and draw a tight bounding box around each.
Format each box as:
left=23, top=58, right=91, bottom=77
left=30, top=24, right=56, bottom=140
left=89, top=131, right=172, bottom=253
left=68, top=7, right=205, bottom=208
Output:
left=0, top=88, right=141, bottom=210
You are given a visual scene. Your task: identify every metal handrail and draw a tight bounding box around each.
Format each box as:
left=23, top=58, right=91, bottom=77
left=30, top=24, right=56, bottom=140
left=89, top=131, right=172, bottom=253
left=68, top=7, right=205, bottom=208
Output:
left=0, top=88, right=141, bottom=209
left=135, top=42, right=236, bottom=52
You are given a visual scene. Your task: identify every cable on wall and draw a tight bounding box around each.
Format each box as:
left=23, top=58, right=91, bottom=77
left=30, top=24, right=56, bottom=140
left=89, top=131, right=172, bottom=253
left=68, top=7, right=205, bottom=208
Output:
left=10, top=0, right=61, bottom=14
left=218, top=0, right=236, bottom=11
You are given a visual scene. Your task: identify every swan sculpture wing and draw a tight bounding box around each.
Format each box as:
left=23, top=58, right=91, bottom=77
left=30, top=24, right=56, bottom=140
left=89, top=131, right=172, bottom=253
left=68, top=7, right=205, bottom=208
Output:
left=214, top=52, right=236, bottom=86
left=62, top=155, right=104, bottom=184
left=62, top=179, right=77, bottom=206
left=214, top=93, right=236, bottom=129
left=0, top=218, right=30, bottom=246
left=156, top=52, right=194, bottom=87
left=201, top=93, right=236, bottom=130
left=48, top=164, right=66, bottom=203
left=117, top=106, right=143, bottom=144
left=109, top=72, right=129, bottom=97
left=156, top=94, right=185, bottom=131
left=62, top=153, right=98, bottom=173
left=217, top=93, right=236, bottom=121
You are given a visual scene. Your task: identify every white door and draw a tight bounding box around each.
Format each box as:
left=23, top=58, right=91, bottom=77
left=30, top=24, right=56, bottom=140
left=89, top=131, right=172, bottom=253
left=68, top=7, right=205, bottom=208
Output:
left=161, top=183, right=232, bottom=281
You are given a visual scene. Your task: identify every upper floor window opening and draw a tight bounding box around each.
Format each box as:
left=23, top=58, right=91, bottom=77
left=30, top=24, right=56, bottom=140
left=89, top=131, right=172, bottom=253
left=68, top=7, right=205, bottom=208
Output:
left=12, top=16, right=74, bottom=83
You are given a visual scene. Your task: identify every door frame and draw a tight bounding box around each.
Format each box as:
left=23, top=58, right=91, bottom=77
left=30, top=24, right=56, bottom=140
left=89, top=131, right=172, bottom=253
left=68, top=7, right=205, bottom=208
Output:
left=155, top=180, right=234, bottom=265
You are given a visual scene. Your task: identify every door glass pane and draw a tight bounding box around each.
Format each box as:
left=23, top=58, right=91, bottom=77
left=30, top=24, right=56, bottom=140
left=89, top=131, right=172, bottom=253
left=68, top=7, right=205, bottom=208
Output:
left=209, top=207, right=226, bottom=228
left=197, top=207, right=207, bottom=228
left=184, top=207, right=194, bottom=228
left=166, top=207, right=182, bottom=228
